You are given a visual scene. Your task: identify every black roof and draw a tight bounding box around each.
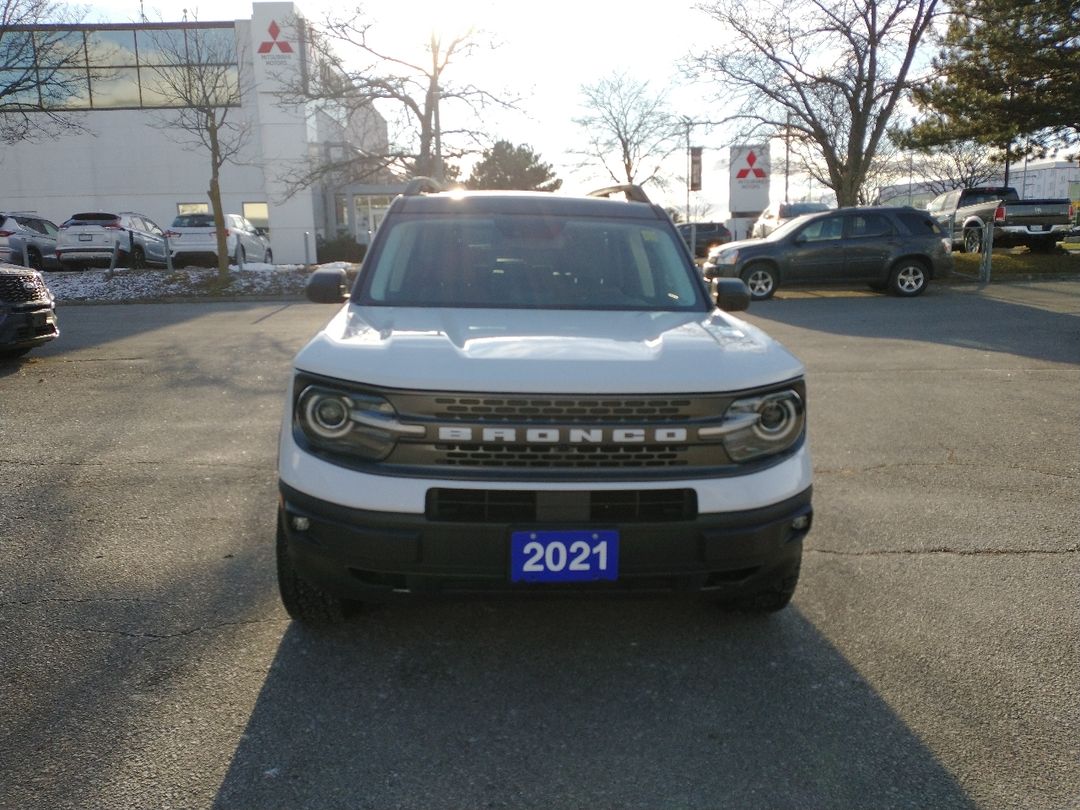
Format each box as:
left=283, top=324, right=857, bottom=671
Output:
left=394, top=191, right=662, bottom=220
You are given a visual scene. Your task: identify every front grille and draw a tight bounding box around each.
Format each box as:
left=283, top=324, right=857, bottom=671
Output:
left=293, top=373, right=806, bottom=480
left=383, top=388, right=738, bottom=475
left=427, top=488, right=697, bottom=522
left=438, top=443, right=689, bottom=468
left=430, top=396, right=694, bottom=422
left=0, top=272, right=49, bottom=304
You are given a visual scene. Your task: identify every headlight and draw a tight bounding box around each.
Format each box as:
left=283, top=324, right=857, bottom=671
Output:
left=714, top=248, right=739, bottom=265
left=705, top=389, right=804, bottom=462
left=296, top=384, right=408, bottom=461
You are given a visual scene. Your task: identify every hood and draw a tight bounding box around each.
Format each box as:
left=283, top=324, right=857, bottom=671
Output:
left=293, top=306, right=804, bottom=394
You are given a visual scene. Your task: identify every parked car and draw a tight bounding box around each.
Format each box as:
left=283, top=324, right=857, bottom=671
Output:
left=676, top=221, right=732, bottom=257
left=704, top=206, right=953, bottom=300
left=166, top=213, right=273, bottom=266
left=0, top=262, right=59, bottom=358
left=0, top=212, right=60, bottom=271
left=55, top=212, right=169, bottom=269
left=926, top=186, right=1073, bottom=253
left=751, top=201, right=832, bottom=239
left=276, top=180, right=812, bottom=624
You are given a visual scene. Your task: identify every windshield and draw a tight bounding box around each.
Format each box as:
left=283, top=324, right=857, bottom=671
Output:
left=765, top=213, right=820, bottom=241
left=780, top=202, right=829, bottom=218
left=356, top=214, right=707, bottom=311
left=172, top=214, right=216, bottom=227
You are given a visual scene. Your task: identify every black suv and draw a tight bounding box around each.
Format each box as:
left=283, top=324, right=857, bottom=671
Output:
left=703, top=206, right=954, bottom=299
left=677, top=222, right=732, bottom=257
left=0, top=262, right=59, bottom=359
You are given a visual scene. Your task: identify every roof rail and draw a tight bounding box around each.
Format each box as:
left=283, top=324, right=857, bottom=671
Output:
left=403, top=177, right=447, bottom=196
left=586, top=184, right=652, bottom=204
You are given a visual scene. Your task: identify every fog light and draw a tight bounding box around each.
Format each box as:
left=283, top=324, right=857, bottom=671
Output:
left=291, top=516, right=311, bottom=531
left=792, top=515, right=810, bottom=531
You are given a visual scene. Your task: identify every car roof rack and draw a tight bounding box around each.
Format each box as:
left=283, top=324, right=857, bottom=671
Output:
left=403, top=177, right=447, bottom=196
left=586, top=184, right=652, bottom=204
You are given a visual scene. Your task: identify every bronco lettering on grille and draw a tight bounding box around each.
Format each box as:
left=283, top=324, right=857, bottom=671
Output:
left=437, top=426, right=689, bottom=443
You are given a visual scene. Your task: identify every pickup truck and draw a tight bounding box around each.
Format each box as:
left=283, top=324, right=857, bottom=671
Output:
left=926, top=186, right=1073, bottom=253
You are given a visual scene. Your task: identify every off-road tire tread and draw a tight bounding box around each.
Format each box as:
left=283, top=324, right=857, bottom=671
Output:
left=276, top=518, right=348, bottom=625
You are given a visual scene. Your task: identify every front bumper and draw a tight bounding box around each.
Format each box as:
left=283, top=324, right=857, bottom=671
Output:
left=0, top=305, right=59, bottom=351
left=56, top=246, right=116, bottom=265
left=278, top=482, right=812, bottom=600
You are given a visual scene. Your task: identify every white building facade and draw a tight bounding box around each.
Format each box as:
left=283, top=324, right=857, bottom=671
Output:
left=1, top=2, right=388, bottom=264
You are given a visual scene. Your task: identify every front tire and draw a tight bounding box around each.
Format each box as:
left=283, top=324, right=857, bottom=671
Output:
left=263, top=249, right=273, bottom=264
left=276, top=513, right=349, bottom=625
left=888, top=260, right=928, bottom=297
left=742, top=264, right=777, bottom=300
left=130, top=246, right=146, bottom=269
left=719, top=556, right=801, bottom=613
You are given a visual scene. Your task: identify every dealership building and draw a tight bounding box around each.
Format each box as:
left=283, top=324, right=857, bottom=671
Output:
left=1, top=2, right=397, bottom=264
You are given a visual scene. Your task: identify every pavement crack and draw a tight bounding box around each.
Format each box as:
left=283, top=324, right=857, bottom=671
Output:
left=0, top=597, right=178, bottom=609
left=0, top=458, right=269, bottom=472
left=808, top=547, right=1077, bottom=557
left=57, top=617, right=281, bottom=641
left=815, top=461, right=1077, bottom=480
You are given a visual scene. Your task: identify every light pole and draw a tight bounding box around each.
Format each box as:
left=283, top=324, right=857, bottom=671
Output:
left=430, top=34, right=444, bottom=182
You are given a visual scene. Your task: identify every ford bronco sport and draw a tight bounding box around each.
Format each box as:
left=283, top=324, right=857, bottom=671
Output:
left=276, top=181, right=812, bottom=624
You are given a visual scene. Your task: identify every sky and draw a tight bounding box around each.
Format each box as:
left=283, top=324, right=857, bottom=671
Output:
left=82, top=0, right=794, bottom=217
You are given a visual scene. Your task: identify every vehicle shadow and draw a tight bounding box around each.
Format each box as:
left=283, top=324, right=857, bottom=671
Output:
left=212, top=600, right=975, bottom=810
left=749, top=284, right=1080, bottom=366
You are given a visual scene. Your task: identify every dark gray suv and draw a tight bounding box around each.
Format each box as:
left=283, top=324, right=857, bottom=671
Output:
left=703, top=207, right=954, bottom=300
left=0, top=262, right=59, bottom=358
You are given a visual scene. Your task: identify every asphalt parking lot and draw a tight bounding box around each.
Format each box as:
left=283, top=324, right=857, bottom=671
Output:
left=1, top=281, right=1077, bottom=809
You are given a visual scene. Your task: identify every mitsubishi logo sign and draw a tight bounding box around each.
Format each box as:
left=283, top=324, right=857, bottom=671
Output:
left=258, top=21, right=293, bottom=54
left=730, top=144, right=771, bottom=212
left=736, top=150, right=767, bottom=179
left=252, top=12, right=299, bottom=88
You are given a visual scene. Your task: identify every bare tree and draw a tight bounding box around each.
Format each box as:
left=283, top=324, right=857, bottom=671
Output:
left=286, top=12, right=517, bottom=188
left=910, top=138, right=1005, bottom=194
left=573, top=73, right=682, bottom=188
left=687, top=0, right=942, bottom=206
left=141, top=22, right=252, bottom=276
left=0, top=0, right=91, bottom=144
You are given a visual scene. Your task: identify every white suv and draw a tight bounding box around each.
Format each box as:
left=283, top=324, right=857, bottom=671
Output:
left=0, top=212, right=61, bottom=271
left=276, top=181, right=813, bottom=624
left=55, top=211, right=169, bottom=269
left=166, top=213, right=272, bottom=266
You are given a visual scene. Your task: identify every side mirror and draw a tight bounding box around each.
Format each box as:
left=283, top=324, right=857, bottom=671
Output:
left=714, top=277, right=751, bottom=312
left=306, top=267, right=349, bottom=304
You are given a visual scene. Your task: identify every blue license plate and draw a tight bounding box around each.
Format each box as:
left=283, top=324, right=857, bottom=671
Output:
left=510, top=530, right=619, bottom=583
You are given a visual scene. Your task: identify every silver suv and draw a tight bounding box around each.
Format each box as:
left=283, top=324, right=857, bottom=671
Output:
left=55, top=211, right=169, bottom=269
left=0, top=212, right=60, bottom=271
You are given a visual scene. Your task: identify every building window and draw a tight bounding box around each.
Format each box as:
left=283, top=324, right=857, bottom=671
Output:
left=243, top=202, right=269, bottom=231
left=13, top=23, right=239, bottom=111
left=177, top=202, right=209, bottom=215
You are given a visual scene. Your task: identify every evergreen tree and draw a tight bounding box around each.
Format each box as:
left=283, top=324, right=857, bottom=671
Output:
left=903, top=0, right=1080, bottom=159
left=465, top=141, right=562, bottom=191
